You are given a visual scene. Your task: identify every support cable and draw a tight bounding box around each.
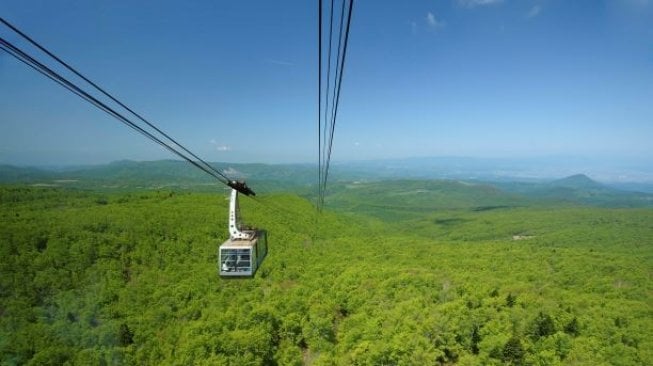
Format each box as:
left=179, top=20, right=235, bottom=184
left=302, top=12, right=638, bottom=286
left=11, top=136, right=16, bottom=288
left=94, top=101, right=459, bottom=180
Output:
left=0, top=16, right=229, bottom=184
left=321, top=0, right=346, bottom=207
left=317, top=0, right=323, bottom=211
left=320, top=0, right=338, bottom=209
left=0, top=37, right=231, bottom=186
left=321, top=0, right=354, bottom=208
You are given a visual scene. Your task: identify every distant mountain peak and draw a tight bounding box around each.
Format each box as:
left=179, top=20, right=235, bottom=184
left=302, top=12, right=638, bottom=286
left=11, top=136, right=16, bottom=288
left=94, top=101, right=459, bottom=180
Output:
left=564, top=173, right=593, bottom=181
left=550, top=174, right=603, bottom=189
left=108, top=159, right=137, bottom=166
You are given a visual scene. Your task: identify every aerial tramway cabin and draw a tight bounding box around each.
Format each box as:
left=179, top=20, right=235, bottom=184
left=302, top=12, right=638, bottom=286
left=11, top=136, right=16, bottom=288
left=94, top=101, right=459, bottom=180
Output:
left=218, top=182, right=267, bottom=277
left=219, top=229, right=267, bottom=277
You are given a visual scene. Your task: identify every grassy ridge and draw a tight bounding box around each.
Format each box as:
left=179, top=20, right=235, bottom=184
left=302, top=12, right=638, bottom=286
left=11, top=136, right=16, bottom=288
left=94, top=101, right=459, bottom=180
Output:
left=1, top=185, right=652, bottom=364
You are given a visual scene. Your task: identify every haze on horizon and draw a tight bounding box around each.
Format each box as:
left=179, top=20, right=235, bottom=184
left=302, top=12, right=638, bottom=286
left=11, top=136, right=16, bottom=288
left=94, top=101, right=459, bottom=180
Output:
left=1, top=1, right=652, bottom=167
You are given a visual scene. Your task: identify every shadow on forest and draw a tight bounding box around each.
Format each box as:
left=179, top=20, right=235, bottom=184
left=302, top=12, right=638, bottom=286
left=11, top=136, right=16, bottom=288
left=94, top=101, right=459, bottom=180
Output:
left=433, top=218, right=469, bottom=226
left=472, top=205, right=513, bottom=212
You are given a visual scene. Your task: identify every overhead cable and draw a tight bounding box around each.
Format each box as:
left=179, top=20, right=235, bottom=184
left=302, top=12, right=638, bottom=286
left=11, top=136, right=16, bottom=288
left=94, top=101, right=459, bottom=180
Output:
left=0, top=16, right=229, bottom=184
left=322, top=0, right=353, bottom=202
left=317, top=0, right=354, bottom=210
left=0, top=37, right=231, bottom=187
left=320, top=0, right=337, bottom=209
left=318, top=0, right=323, bottom=210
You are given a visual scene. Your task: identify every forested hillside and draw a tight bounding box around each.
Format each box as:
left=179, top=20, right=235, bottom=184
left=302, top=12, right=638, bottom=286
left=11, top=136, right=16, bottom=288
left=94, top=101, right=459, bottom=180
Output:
left=0, top=161, right=319, bottom=193
left=3, top=161, right=653, bottom=208
left=323, top=180, right=530, bottom=220
left=1, top=185, right=652, bottom=365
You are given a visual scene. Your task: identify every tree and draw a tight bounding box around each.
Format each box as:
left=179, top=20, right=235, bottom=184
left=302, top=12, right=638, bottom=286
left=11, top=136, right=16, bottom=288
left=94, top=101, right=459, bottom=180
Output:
left=119, top=323, right=134, bottom=347
left=563, top=317, right=579, bottom=337
left=470, top=325, right=481, bottom=355
left=505, top=293, right=516, bottom=308
left=502, top=336, right=524, bottom=365
left=531, top=312, right=556, bottom=339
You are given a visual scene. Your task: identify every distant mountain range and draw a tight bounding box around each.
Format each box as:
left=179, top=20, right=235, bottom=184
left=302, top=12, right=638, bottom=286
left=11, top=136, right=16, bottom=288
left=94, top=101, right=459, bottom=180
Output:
left=1, top=159, right=652, bottom=208
left=494, top=174, right=653, bottom=208
left=332, top=156, right=653, bottom=186
left=0, top=160, right=316, bottom=192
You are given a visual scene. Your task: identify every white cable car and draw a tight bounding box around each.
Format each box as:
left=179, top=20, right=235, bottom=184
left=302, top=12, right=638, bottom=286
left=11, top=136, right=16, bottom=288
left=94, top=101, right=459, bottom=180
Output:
left=219, top=182, right=267, bottom=277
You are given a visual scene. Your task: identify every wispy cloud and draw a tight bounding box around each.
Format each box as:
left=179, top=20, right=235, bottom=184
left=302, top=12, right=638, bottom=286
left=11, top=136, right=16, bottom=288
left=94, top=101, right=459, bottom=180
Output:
left=526, top=4, right=542, bottom=18
left=411, top=21, right=418, bottom=35
left=426, top=12, right=445, bottom=29
left=209, top=139, right=231, bottom=152
left=223, top=167, right=245, bottom=178
left=458, top=0, right=504, bottom=8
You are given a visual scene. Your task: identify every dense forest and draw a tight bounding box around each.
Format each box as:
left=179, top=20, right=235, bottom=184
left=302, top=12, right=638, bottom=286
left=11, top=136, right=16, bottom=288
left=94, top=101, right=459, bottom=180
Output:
left=1, top=183, right=652, bottom=365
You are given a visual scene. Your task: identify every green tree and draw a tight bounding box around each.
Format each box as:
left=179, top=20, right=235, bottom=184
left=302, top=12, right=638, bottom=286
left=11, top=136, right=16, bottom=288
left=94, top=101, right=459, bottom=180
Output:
left=563, top=317, right=579, bottom=337
left=119, top=323, right=134, bottom=347
left=531, top=312, right=556, bottom=339
left=502, top=336, right=524, bottom=365
left=505, top=293, right=516, bottom=308
left=470, top=324, right=481, bottom=355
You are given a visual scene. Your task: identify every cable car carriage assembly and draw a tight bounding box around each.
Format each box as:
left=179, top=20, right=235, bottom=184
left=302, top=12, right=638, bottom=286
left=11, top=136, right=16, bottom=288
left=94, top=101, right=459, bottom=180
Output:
left=2, top=0, right=354, bottom=280
left=218, top=181, right=267, bottom=277
left=0, top=18, right=272, bottom=279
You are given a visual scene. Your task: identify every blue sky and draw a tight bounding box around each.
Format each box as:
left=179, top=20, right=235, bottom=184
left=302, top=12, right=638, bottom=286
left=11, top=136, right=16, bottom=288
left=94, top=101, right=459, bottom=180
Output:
left=1, top=0, right=652, bottom=165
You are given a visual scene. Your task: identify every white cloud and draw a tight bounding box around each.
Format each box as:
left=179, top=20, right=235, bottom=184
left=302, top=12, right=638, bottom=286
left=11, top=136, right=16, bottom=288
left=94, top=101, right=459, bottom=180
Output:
left=223, top=167, right=245, bottom=178
left=411, top=21, right=418, bottom=35
left=527, top=5, right=542, bottom=18
left=458, top=0, right=504, bottom=8
left=426, top=12, right=445, bottom=29
left=354, top=142, right=361, bottom=146
left=209, top=139, right=231, bottom=152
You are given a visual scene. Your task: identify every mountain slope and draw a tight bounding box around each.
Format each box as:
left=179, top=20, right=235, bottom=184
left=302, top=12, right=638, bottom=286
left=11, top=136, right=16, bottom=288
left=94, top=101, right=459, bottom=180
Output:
left=0, top=164, right=52, bottom=182
left=1, top=186, right=651, bottom=364
left=2, top=161, right=652, bottom=207
left=323, top=179, right=529, bottom=220
left=495, top=174, right=653, bottom=208
left=549, top=174, right=605, bottom=190
left=0, top=160, right=317, bottom=192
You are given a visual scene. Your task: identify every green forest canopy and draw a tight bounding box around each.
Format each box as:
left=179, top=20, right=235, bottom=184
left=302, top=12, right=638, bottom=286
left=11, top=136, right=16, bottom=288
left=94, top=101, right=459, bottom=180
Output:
left=1, top=184, right=652, bottom=365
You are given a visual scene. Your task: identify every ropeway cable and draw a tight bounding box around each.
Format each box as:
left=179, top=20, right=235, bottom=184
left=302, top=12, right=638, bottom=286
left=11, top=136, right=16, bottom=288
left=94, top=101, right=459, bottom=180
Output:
left=0, top=37, right=231, bottom=186
left=317, top=0, right=354, bottom=210
left=0, top=16, right=228, bottom=184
